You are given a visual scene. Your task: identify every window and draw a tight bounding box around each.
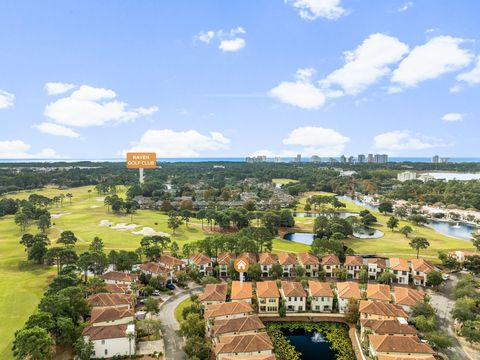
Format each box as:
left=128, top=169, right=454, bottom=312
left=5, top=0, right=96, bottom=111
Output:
left=101, top=340, right=105, bottom=345
left=105, top=349, right=108, bottom=356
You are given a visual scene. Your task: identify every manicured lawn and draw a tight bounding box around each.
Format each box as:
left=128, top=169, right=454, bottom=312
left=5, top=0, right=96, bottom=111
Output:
left=174, top=297, right=193, bottom=323
left=271, top=178, right=299, bottom=185
left=0, top=216, right=54, bottom=358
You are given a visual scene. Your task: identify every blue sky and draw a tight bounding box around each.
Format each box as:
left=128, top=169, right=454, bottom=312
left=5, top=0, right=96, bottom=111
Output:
left=1, top=0, right=479, bottom=159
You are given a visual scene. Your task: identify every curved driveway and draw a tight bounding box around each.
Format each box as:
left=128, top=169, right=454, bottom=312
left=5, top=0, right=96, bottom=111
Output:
left=157, top=287, right=202, bottom=360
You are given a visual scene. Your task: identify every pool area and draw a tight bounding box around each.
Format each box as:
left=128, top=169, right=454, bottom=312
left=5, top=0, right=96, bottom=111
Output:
left=283, top=328, right=337, bottom=359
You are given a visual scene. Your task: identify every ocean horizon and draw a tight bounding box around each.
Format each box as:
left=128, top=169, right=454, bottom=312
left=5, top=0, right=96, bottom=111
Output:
left=1, top=157, right=480, bottom=163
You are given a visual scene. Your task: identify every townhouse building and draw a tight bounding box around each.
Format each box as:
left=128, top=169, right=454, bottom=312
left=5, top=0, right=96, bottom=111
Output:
left=82, top=324, right=136, bottom=358
left=359, top=300, right=408, bottom=321
left=258, top=252, right=278, bottom=278
left=336, top=281, right=361, bottom=313
left=388, top=258, right=410, bottom=284
left=367, top=258, right=387, bottom=280
left=297, top=252, right=320, bottom=277
left=308, top=280, right=334, bottom=312
left=278, top=252, right=297, bottom=277
left=211, top=315, right=265, bottom=343
left=199, top=283, right=228, bottom=306
left=322, top=255, right=341, bottom=277
left=190, top=253, right=214, bottom=277
left=393, top=287, right=425, bottom=312
left=218, top=252, right=236, bottom=277
left=368, top=334, right=435, bottom=359
left=366, top=284, right=391, bottom=303
left=231, top=281, right=253, bottom=304
left=213, top=332, right=274, bottom=360
left=256, top=281, right=280, bottom=314
left=410, top=258, right=436, bottom=286
left=344, top=255, right=363, bottom=279
left=280, top=281, right=306, bottom=312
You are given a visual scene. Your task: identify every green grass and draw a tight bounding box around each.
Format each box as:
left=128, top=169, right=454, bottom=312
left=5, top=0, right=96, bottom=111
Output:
left=293, top=191, right=476, bottom=260
left=0, top=216, right=55, bottom=358
left=0, top=185, right=210, bottom=358
left=174, top=297, right=193, bottom=323
left=271, top=178, right=299, bottom=185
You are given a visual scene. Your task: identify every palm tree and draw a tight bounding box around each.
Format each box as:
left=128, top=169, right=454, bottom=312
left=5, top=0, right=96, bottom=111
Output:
left=66, top=193, right=73, bottom=205
left=409, top=237, right=430, bottom=259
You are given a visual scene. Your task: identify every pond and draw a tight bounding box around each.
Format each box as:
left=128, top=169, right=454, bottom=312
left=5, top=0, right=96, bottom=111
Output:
left=426, top=220, right=476, bottom=241
left=283, top=328, right=337, bottom=359
left=283, top=232, right=315, bottom=245
left=293, top=211, right=358, bottom=219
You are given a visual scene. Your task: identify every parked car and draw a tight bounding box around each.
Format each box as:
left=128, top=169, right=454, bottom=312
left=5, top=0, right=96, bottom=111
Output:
left=442, top=274, right=450, bottom=281
left=166, top=282, right=176, bottom=290
left=152, top=290, right=161, bottom=296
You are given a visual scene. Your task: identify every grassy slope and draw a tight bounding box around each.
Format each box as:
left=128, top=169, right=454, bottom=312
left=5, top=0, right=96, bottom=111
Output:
left=174, top=296, right=193, bottom=323
left=294, top=192, right=476, bottom=260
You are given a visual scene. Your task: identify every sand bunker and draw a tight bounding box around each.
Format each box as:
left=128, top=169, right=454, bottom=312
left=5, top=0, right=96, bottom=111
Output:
left=111, top=223, right=139, bottom=231
left=132, top=227, right=170, bottom=237
left=89, top=205, right=100, bottom=209
left=99, top=220, right=114, bottom=227
left=51, top=212, right=72, bottom=219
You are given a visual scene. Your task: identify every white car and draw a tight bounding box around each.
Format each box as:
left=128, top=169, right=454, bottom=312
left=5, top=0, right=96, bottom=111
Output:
left=152, top=290, right=161, bottom=296
left=442, top=274, right=450, bottom=281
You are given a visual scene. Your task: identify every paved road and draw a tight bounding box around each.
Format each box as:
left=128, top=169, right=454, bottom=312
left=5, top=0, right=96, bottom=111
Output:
left=429, top=273, right=472, bottom=360
left=157, top=287, right=202, bottom=360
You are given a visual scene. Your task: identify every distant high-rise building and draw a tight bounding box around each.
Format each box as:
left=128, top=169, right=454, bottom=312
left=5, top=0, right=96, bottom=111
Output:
left=357, top=154, right=366, bottom=163
left=293, top=154, right=302, bottom=163
left=367, top=153, right=374, bottom=163
left=348, top=156, right=355, bottom=164
left=375, top=154, right=389, bottom=164
left=432, top=155, right=439, bottom=164
left=440, top=157, right=449, bottom=163
left=340, top=155, right=347, bottom=163
left=246, top=155, right=267, bottom=163
left=274, top=157, right=283, bottom=163
left=310, top=155, right=321, bottom=163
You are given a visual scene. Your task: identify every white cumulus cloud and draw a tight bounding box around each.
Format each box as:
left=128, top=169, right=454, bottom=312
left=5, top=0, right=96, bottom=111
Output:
left=397, top=1, right=413, bottom=12
left=441, top=113, right=464, bottom=122
left=372, top=130, right=450, bottom=154
left=391, top=36, right=473, bottom=88
left=455, top=56, right=480, bottom=87
left=321, top=33, right=409, bottom=95
left=0, top=140, right=61, bottom=159
left=34, top=122, right=80, bottom=138
left=44, top=85, right=158, bottom=127
left=285, top=0, right=347, bottom=20
left=219, top=38, right=246, bottom=52
left=45, top=82, right=76, bottom=95
left=0, top=90, right=15, bottom=109
left=283, top=126, right=350, bottom=155
left=270, top=68, right=326, bottom=109
left=124, top=129, right=231, bottom=157
left=195, top=27, right=246, bottom=52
